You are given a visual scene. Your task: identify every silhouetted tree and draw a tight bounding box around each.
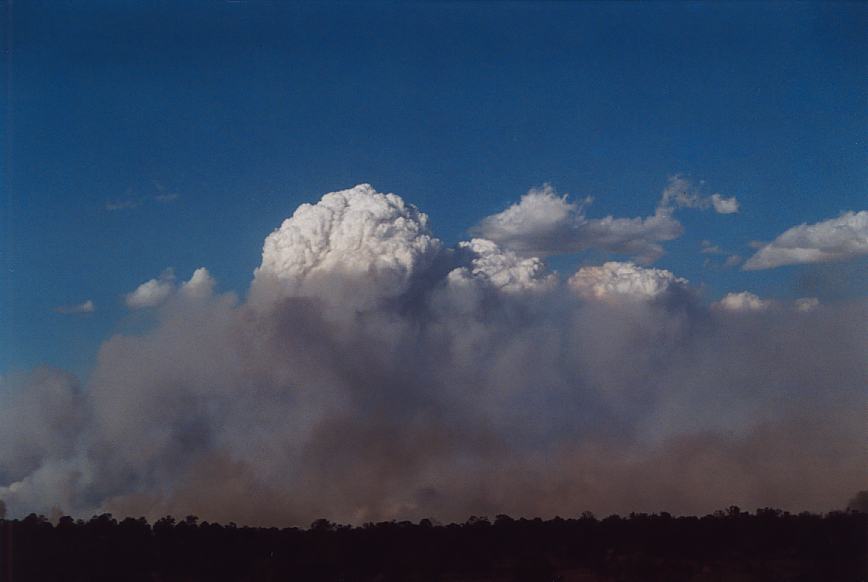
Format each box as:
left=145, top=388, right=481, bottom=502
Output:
left=0, top=507, right=864, bottom=581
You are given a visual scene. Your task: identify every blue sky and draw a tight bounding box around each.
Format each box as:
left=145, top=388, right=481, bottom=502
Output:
left=2, top=1, right=866, bottom=378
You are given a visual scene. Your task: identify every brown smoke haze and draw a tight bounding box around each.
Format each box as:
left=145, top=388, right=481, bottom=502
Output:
left=0, top=185, right=864, bottom=526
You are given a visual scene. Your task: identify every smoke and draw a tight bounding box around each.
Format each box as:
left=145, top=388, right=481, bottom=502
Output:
left=1, top=185, right=865, bottom=525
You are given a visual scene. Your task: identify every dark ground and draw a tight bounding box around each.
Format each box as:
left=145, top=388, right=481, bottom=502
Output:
left=1, top=508, right=865, bottom=581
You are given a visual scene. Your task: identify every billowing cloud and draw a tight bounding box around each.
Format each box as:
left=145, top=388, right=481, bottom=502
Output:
left=124, top=270, right=176, bottom=309
left=473, top=177, right=736, bottom=264
left=181, top=268, right=215, bottom=299
left=568, top=261, right=687, bottom=301
left=1, top=184, right=864, bottom=527
left=713, top=291, right=772, bottom=312
left=447, top=238, right=557, bottom=295
left=54, top=300, right=95, bottom=315
left=250, top=184, right=441, bottom=310
left=472, top=184, right=681, bottom=263
left=744, top=211, right=868, bottom=270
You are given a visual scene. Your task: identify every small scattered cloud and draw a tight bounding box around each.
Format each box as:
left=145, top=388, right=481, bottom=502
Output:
left=711, top=193, right=739, bottom=214
left=700, top=242, right=741, bottom=269
left=105, top=182, right=180, bottom=211
left=125, top=270, right=176, bottom=309
left=53, top=300, right=95, bottom=315
left=154, top=193, right=179, bottom=203
left=700, top=240, right=724, bottom=255
left=723, top=255, right=743, bottom=268
left=794, top=297, right=820, bottom=312
left=153, top=181, right=180, bottom=203
left=660, top=175, right=739, bottom=215
left=744, top=211, right=868, bottom=270
left=713, top=291, right=771, bottom=312
left=105, top=198, right=143, bottom=211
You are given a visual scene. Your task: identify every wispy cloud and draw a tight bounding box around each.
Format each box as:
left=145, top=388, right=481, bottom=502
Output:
left=105, top=197, right=143, bottom=211
left=660, top=175, right=739, bottom=214
left=700, top=240, right=724, bottom=254
left=701, top=240, right=742, bottom=269
left=153, top=180, right=180, bottom=204
left=105, top=181, right=180, bottom=211
left=723, top=254, right=742, bottom=268
left=53, top=300, right=95, bottom=315
left=154, top=192, right=179, bottom=203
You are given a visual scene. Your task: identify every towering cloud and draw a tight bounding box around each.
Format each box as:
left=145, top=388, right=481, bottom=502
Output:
left=250, top=184, right=441, bottom=310
left=0, top=185, right=864, bottom=527
left=744, top=211, right=868, bottom=270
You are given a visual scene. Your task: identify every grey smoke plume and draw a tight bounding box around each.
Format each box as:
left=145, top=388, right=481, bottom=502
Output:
left=0, top=184, right=864, bottom=525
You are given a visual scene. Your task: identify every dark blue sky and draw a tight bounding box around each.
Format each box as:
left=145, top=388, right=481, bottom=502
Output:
left=2, top=1, right=866, bottom=377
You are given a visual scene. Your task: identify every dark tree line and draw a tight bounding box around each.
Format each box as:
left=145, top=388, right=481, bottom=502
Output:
left=0, top=507, right=865, bottom=581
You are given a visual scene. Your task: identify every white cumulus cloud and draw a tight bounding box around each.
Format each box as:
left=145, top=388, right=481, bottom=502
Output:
left=711, top=193, right=740, bottom=214
left=568, top=261, right=687, bottom=301
left=472, top=176, right=737, bottom=264
left=181, top=267, right=215, bottom=299
left=472, top=184, right=682, bottom=263
left=743, top=211, right=868, bottom=270
left=447, top=238, right=557, bottom=295
left=714, top=291, right=772, bottom=312
left=251, top=184, right=441, bottom=309
left=125, top=271, right=176, bottom=309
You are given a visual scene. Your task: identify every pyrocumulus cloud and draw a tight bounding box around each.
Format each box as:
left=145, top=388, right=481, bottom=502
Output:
left=1, top=184, right=864, bottom=527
